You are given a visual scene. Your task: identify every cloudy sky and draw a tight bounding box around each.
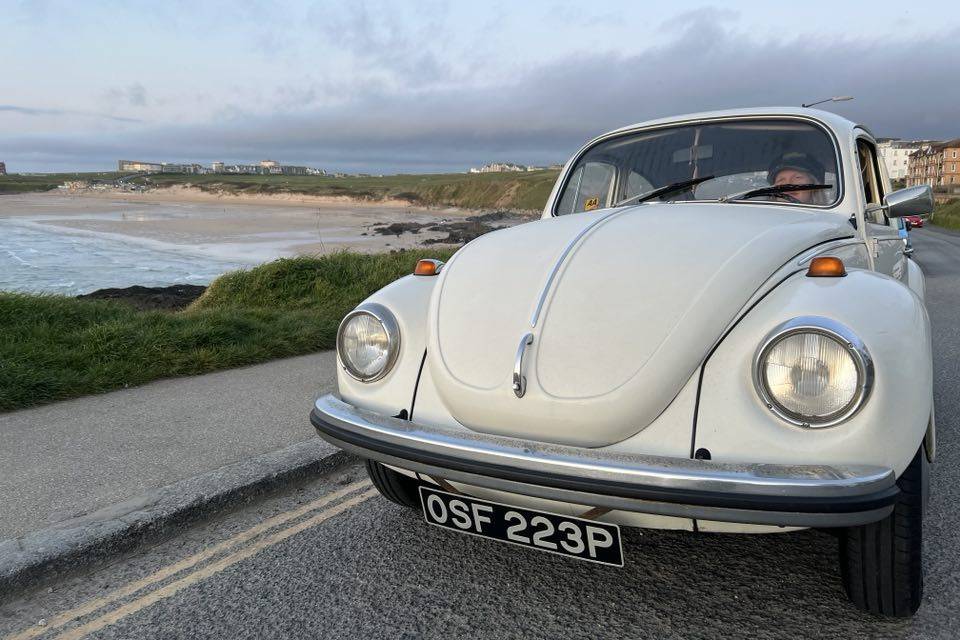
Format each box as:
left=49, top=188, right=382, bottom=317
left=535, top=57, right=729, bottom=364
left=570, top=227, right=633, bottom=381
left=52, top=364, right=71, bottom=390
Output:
left=1, top=0, right=958, bottom=173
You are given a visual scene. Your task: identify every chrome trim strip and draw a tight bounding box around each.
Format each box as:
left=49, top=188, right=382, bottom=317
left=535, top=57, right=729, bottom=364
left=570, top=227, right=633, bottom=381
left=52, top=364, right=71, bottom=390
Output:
left=512, top=332, right=534, bottom=398
left=752, top=316, right=874, bottom=428
left=530, top=207, right=626, bottom=327
left=313, top=394, right=892, bottom=498
left=336, top=302, right=401, bottom=383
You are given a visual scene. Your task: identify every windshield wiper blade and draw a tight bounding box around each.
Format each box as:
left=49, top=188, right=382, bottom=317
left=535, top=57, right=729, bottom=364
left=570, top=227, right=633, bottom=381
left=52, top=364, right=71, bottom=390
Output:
left=613, top=175, right=716, bottom=208
left=720, top=183, right=832, bottom=203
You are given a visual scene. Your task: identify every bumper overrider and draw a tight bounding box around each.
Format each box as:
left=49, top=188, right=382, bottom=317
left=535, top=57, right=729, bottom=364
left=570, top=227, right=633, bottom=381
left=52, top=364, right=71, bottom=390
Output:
left=310, top=394, right=898, bottom=527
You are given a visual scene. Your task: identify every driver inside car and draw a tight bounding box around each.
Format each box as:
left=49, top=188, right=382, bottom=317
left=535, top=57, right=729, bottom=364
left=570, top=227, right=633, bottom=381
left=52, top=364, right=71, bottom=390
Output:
left=766, top=152, right=827, bottom=204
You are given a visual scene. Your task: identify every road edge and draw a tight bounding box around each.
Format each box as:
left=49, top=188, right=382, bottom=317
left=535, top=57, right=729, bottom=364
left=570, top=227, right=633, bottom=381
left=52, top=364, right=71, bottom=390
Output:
left=0, top=440, right=353, bottom=600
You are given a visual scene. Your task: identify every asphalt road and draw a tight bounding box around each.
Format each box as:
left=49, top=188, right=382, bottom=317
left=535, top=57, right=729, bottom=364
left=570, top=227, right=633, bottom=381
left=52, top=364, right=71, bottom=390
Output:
left=2, top=227, right=959, bottom=639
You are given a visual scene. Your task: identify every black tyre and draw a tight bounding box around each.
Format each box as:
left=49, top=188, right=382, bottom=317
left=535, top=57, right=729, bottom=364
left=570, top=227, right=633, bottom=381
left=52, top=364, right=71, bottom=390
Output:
left=365, top=459, right=422, bottom=509
left=839, top=446, right=926, bottom=617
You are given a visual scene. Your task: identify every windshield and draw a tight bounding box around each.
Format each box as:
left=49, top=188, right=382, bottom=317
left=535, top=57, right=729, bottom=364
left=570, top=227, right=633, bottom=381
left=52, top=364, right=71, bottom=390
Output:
left=555, top=118, right=840, bottom=215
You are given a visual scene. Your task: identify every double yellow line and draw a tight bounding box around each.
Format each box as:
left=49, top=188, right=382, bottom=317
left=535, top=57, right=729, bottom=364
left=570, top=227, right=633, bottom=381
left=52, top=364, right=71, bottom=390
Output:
left=6, top=479, right=376, bottom=640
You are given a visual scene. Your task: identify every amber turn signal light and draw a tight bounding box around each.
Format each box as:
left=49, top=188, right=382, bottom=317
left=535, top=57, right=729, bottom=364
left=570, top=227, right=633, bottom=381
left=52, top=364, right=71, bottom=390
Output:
left=414, top=259, right=444, bottom=276
left=807, top=256, right=846, bottom=277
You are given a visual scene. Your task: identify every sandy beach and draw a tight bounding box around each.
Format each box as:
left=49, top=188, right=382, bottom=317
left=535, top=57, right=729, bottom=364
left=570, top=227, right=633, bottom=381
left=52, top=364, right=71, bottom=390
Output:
left=1, top=190, right=475, bottom=257
left=0, top=190, right=515, bottom=295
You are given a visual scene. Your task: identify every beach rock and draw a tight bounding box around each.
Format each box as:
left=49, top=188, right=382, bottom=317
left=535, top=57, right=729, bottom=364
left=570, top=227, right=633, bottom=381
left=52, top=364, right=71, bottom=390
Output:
left=78, top=285, right=207, bottom=311
left=371, top=222, right=429, bottom=236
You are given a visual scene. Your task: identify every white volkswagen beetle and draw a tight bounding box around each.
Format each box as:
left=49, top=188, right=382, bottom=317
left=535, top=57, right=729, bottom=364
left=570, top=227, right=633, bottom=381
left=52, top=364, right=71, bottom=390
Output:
left=311, top=107, right=935, bottom=617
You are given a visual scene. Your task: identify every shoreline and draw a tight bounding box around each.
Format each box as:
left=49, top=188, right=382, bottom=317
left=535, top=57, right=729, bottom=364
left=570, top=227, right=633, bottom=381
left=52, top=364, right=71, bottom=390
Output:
left=51, top=183, right=544, bottom=216
left=63, top=184, right=442, bottom=210
left=0, top=191, right=533, bottom=295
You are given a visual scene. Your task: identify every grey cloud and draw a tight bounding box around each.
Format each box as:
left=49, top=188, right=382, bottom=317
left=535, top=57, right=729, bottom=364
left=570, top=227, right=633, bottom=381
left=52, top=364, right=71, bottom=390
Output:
left=309, top=0, right=454, bottom=87
left=4, top=15, right=960, bottom=172
left=0, top=104, right=142, bottom=123
left=101, top=83, right=149, bottom=108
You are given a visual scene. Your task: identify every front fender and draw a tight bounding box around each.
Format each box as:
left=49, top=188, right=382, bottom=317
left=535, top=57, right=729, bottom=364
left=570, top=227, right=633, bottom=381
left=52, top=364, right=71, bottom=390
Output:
left=337, top=275, right=436, bottom=418
left=695, top=269, right=931, bottom=477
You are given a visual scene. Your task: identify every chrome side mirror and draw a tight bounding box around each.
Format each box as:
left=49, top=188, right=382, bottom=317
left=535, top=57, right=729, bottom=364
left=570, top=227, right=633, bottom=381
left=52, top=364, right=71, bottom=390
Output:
left=884, top=185, right=934, bottom=218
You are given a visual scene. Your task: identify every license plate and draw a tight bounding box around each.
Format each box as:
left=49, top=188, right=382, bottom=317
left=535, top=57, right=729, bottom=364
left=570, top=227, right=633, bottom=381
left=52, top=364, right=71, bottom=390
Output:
left=419, top=486, right=623, bottom=567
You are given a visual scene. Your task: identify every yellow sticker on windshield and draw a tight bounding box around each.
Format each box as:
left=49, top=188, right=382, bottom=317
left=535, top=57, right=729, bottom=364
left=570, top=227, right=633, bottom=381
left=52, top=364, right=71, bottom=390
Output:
left=584, top=196, right=600, bottom=211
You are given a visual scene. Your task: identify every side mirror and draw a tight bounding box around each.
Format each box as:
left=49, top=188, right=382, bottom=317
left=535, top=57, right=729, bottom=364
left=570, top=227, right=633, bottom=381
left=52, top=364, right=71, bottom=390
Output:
left=884, top=185, right=934, bottom=218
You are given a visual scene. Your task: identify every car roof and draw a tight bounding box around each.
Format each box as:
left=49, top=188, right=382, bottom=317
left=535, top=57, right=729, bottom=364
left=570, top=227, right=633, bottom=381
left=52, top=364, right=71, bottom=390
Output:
left=602, top=107, right=866, bottom=140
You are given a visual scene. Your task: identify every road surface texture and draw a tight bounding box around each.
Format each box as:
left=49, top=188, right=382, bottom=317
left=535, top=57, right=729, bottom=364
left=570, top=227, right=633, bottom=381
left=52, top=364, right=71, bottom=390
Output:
left=0, top=352, right=336, bottom=538
left=1, top=228, right=957, bottom=639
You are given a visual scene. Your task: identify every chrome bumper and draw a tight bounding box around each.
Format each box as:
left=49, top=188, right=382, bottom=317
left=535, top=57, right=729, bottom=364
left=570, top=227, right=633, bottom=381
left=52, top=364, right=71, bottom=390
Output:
left=310, top=394, right=898, bottom=527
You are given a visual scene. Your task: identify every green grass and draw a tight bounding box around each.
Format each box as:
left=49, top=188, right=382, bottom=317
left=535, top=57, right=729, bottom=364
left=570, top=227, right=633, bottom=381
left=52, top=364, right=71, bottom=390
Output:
left=930, top=199, right=960, bottom=231
left=0, top=172, right=124, bottom=194
left=131, top=170, right=560, bottom=211
left=0, top=250, right=454, bottom=412
left=1, top=169, right=560, bottom=211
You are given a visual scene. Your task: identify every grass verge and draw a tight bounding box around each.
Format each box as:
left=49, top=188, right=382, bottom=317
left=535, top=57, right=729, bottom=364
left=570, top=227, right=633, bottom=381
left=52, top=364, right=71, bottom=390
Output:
left=930, top=199, right=960, bottom=231
left=0, top=250, right=454, bottom=412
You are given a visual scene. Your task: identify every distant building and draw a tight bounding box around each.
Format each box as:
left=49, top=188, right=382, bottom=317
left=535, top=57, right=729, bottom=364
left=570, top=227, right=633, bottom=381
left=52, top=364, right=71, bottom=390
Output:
left=119, top=158, right=319, bottom=177
left=118, top=159, right=163, bottom=173
left=0, top=161, right=6, bottom=175
left=946, top=142, right=960, bottom=188
left=160, top=162, right=203, bottom=174
left=877, top=139, right=931, bottom=181
left=907, top=138, right=960, bottom=188
left=468, top=162, right=531, bottom=174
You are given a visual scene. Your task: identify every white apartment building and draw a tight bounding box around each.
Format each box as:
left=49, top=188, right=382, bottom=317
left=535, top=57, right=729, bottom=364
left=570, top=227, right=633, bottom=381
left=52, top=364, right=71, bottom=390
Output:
left=877, top=139, right=929, bottom=181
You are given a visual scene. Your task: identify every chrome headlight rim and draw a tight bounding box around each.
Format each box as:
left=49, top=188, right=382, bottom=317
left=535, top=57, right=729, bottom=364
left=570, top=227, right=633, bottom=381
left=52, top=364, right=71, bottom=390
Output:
left=752, top=316, right=874, bottom=428
left=336, top=302, right=401, bottom=383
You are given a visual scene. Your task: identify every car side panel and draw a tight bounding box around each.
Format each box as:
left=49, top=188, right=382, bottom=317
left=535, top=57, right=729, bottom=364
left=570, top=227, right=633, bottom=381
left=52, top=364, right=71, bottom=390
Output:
left=905, top=258, right=926, bottom=301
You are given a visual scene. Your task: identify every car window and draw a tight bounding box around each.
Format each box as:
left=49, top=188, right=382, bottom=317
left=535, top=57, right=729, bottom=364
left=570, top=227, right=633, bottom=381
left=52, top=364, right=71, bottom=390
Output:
left=555, top=161, right=617, bottom=214
left=622, top=170, right=654, bottom=202
left=554, top=119, right=840, bottom=214
left=857, top=139, right=886, bottom=224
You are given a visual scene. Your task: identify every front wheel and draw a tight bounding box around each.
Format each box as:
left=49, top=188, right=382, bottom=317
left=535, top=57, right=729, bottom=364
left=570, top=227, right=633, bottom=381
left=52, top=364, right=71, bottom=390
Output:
left=365, top=459, right=422, bottom=509
left=839, top=446, right=927, bottom=617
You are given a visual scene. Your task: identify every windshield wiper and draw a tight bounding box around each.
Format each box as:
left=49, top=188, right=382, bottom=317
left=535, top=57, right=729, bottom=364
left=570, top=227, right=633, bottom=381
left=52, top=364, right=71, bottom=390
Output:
left=719, top=183, right=832, bottom=203
left=613, top=175, right=716, bottom=208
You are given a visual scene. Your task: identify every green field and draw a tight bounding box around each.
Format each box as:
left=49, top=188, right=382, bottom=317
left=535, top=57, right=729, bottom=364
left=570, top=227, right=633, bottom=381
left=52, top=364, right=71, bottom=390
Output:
left=0, top=172, right=124, bottom=194
left=0, top=250, right=454, bottom=412
left=131, top=170, right=559, bottom=211
left=0, top=169, right=560, bottom=211
left=930, top=199, right=960, bottom=231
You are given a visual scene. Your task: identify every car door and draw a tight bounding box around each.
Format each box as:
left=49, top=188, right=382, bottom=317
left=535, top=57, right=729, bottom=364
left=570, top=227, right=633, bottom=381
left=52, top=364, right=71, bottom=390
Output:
left=857, top=137, right=905, bottom=279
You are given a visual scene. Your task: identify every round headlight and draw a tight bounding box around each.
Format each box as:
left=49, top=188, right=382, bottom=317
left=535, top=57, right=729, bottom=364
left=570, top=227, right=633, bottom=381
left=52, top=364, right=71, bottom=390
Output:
left=754, top=318, right=873, bottom=427
left=337, top=303, right=400, bottom=382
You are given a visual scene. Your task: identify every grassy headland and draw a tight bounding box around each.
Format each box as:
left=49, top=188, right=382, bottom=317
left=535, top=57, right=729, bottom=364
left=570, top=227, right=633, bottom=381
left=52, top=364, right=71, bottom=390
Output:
left=2, top=169, right=559, bottom=211
left=0, top=250, right=454, bottom=412
left=930, top=199, right=960, bottom=231
left=129, top=170, right=559, bottom=211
